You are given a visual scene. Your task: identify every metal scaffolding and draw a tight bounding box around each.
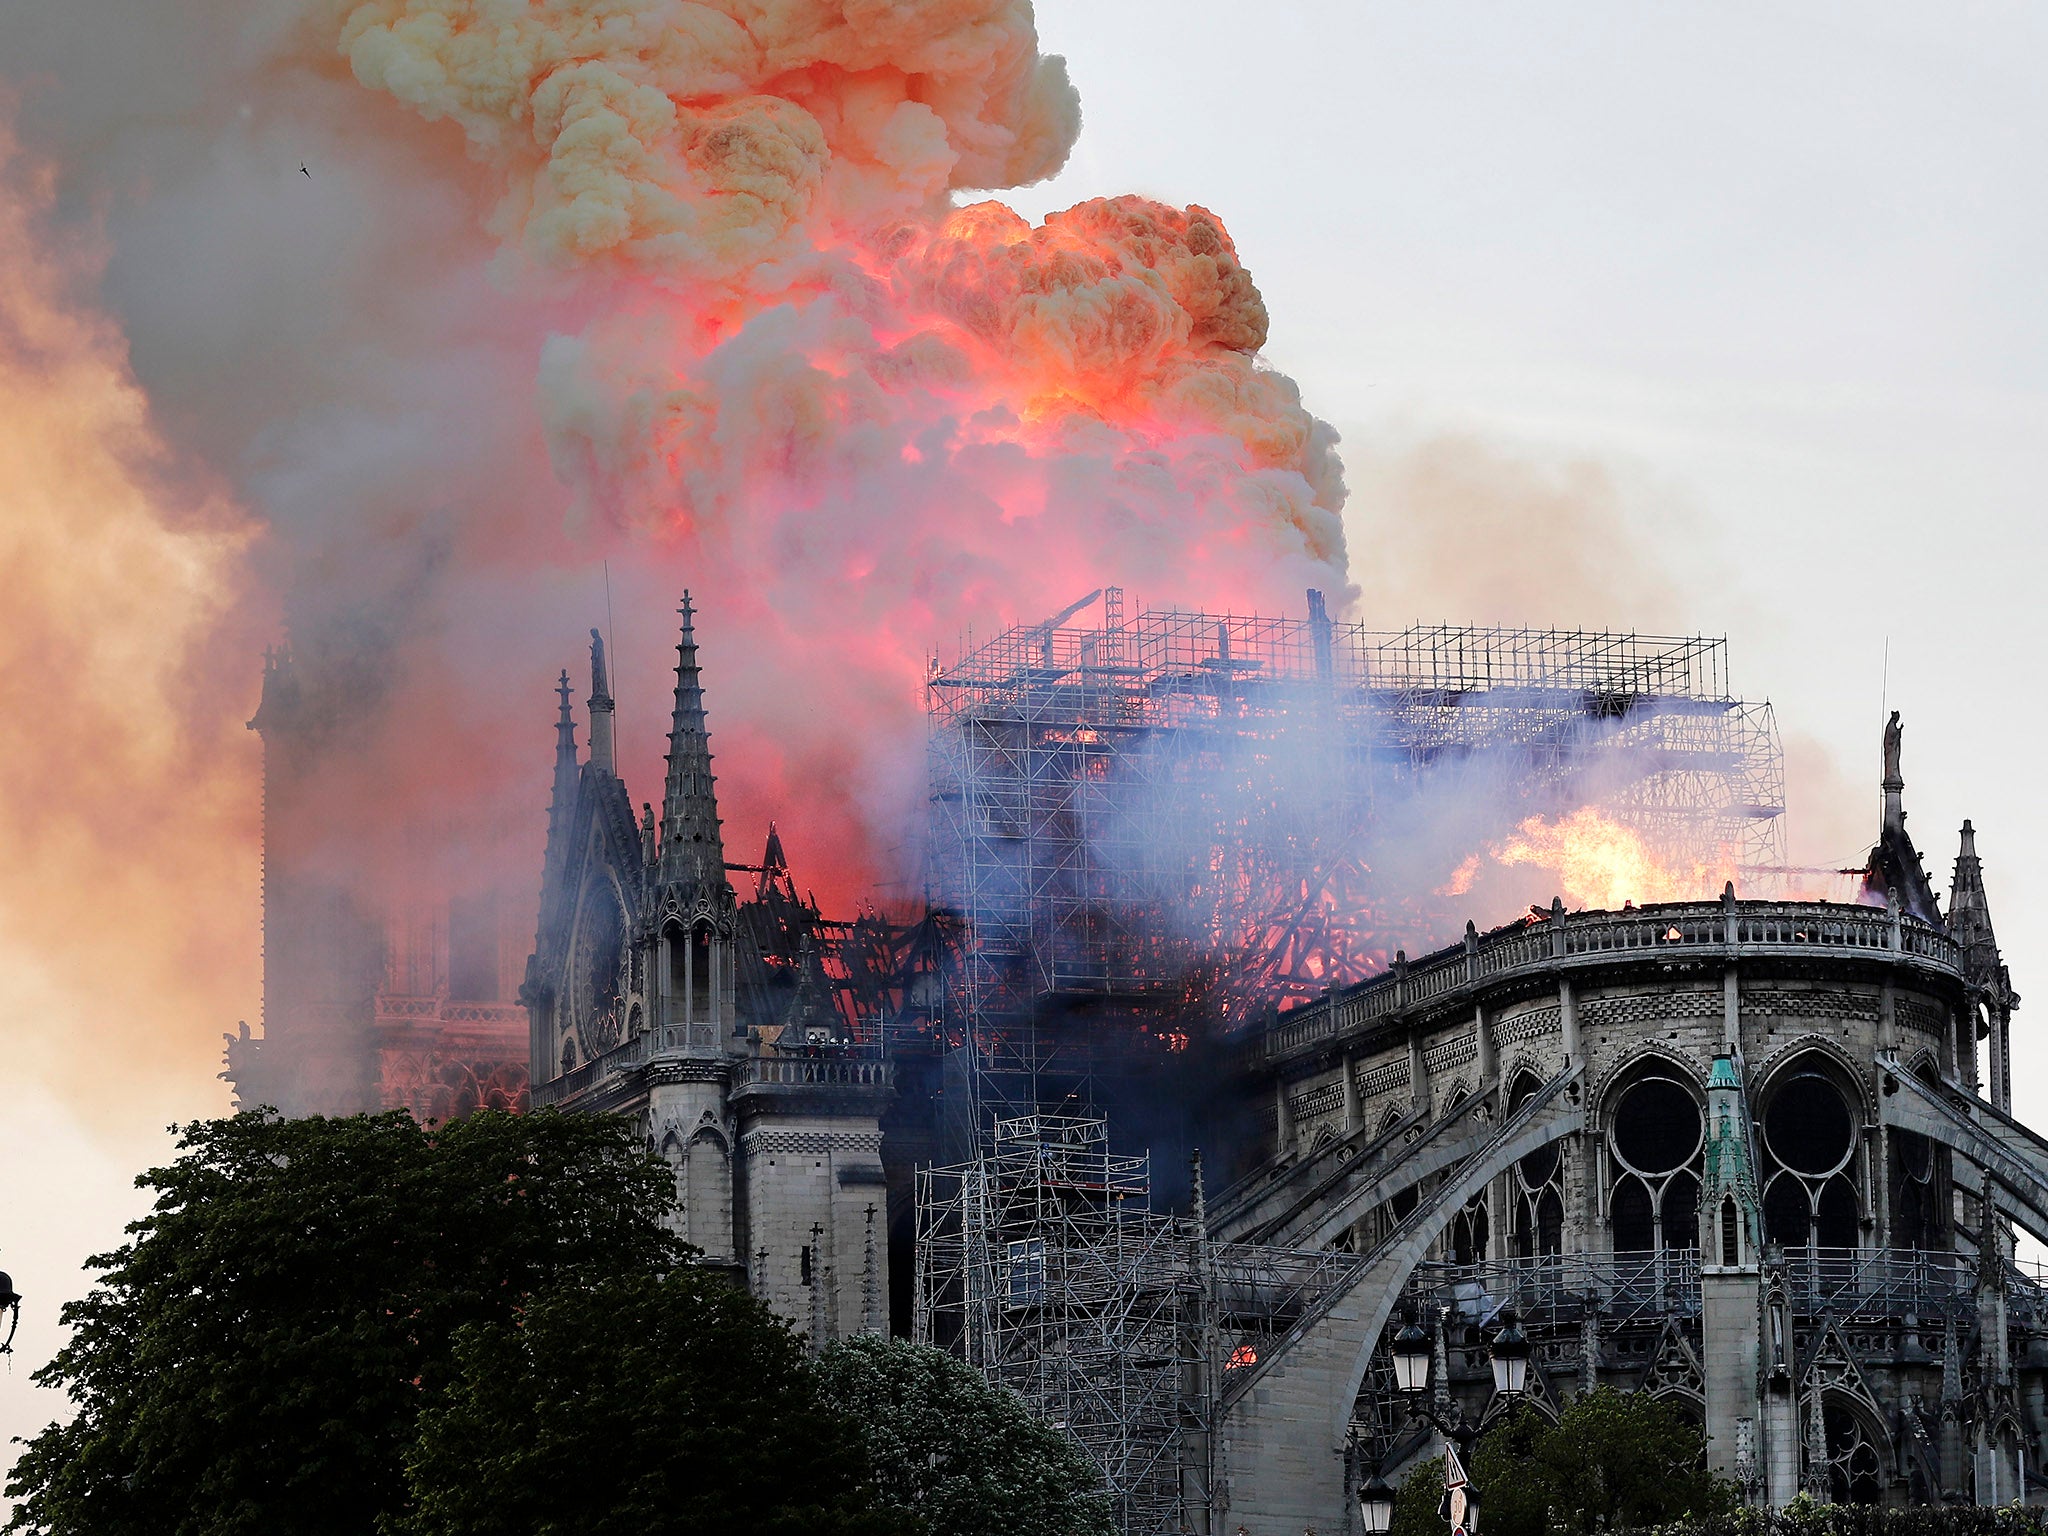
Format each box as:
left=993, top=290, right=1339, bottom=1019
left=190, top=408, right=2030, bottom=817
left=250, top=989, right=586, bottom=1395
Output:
left=924, top=588, right=1786, bottom=1116
left=913, top=1114, right=1212, bottom=1536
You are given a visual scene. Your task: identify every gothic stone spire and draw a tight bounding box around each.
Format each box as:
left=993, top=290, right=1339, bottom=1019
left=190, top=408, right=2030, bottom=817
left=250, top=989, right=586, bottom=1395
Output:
left=1700, top=1052, right=1763, bottom=1268
left=658, top=593, right=728, bottom=900
left=542, top=669, right=579, bottom=887
left=1949, top=820, right=2001, bottom=981
left=587, top=627, right=616, bottom=775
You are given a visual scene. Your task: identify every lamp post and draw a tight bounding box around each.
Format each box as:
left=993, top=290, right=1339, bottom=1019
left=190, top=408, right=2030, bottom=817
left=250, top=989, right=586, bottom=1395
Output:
left=1357, top=1472, right=1397, bottom=1534
left=0, top=1269, right=20, bottom=1356
left=1368, top=1306, right=1529, bottom=1536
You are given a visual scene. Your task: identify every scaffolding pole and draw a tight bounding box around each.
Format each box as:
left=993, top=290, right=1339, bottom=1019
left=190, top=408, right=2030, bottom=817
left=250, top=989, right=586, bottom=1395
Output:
left=923, top=589, right=1787, bottom=1121
left=915, top=1115, right=1212, bottom=1536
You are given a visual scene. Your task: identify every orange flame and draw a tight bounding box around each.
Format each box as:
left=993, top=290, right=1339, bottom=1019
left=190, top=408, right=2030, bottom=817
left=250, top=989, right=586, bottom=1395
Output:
left=1482, top=808, right=1731, bottom=911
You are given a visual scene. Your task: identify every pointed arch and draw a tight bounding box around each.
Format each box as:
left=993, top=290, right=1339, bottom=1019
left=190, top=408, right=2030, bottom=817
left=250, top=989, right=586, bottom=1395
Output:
left=1759, top=1048, right=1867, bottom=1252
left=1799, top=1316, right=1893, bottom=1504
left=663, top=918, right=689, bottom=999
left=1602, top=1054, right=1706, bottom=1255
left=689, top=920, right=714, bottom=1019
left=1639, top=1319, right=1707, bottom=1419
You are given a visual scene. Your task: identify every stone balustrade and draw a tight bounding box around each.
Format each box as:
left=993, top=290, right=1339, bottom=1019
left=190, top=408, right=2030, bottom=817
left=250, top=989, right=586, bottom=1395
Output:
left=1249, top=897, right=1961, bottom=1070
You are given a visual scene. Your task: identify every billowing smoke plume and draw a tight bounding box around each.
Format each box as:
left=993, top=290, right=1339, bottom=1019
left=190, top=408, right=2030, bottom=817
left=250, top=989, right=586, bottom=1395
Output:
left=325, top=0, right=1350, bottom=894
left=0, top=0, right=1799, bottom=1136
left=0, top=0, right=1356, bottom=1142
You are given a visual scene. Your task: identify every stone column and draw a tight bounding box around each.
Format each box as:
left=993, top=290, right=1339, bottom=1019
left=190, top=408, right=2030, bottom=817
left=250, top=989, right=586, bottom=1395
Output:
left=1474, top=1002, right=1496, bottom=1089
left=1958, top=1006, right=1981, bottom=1096
left=1702, top=1266, right=1764, bottom=1487
left=1988, top=1005, right=2012, bottom=1113
left=1408, top=1030, right=1430, bottom=1116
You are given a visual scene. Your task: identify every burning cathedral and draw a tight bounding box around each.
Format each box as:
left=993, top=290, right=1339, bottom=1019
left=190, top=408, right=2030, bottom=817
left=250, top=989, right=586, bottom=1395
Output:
left=517, top=598, right=896, bottom=1337
left=231, top=587, right=2048, bottom=1533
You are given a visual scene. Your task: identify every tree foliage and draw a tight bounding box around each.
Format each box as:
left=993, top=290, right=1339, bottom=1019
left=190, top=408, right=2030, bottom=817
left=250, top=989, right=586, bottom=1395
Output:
left=399, top=1270, right=897, bottom=1536
left=6, top=1109, right=1130, bottom=1536
left=1390, top=1390, right=1735, bottom=1536
left=812, top=1334, right=1114, bottom=1536
left=6, top=1110, right=685, bottom=1536
left=1635, top=1500, right=2048, bottom=1536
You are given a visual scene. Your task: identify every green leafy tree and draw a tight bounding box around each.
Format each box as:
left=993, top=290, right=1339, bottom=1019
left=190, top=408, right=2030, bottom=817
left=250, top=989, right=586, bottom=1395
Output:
left=1530, top=1389, right=1734, bottom=1535
left=6, top=1109, right=685, bottom=1536
left=399, top=1270, right=898, bottom=1536
left=813, top=1334, right=1115, bottom=1536
left=1388, top=1389, right=1734, bottom=1536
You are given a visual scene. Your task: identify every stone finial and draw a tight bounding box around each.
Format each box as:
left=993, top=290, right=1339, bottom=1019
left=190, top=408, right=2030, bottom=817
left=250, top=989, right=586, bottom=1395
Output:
left=587, top=628, right=616, bottom=774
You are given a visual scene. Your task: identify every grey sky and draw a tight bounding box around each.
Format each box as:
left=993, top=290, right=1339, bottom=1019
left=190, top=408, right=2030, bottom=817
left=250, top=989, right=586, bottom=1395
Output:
left=1011, top=0, right=2048, bottom=1077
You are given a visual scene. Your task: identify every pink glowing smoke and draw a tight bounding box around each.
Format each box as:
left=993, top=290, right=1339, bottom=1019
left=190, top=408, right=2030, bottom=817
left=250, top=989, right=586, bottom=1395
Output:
left=335, top=0, right=1352, bottom=899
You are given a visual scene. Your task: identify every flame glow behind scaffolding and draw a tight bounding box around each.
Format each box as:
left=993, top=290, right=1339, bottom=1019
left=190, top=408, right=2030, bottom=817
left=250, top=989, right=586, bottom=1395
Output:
left=922, top=588, right=1785, bottom=1114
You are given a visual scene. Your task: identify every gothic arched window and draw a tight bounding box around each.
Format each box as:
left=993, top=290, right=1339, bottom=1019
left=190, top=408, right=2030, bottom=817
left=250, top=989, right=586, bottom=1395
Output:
left=665, top=921, right=688, bottom=997
left=1889, top=1126, right=1948, bottom=1251
left=1378, top=1181, right=1421, bottom=1246
left=1448, top=1193, right=1489, bottom=1267
left=1507, top=1072, right=1566, bottom=1257
left=572, top=886, right=627, bottom=1056
left=1760, top=1059, right=1861, bottom=1252
left=1607, top=1072, right=1703, bottom=1253
left=1816, top=1400, right=1886, bottom=1504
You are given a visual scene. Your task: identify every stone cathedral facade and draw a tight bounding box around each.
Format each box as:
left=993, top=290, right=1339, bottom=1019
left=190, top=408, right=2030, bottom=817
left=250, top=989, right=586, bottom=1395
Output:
left=518, top=599, right=892, bottom=1339
left=227, top=644, right=533, bottom=1123
left=1210, top=717, right=2043, bottom=1526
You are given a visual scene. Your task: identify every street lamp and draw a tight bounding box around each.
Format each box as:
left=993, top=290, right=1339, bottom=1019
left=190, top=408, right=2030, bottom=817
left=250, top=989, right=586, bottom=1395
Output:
left=1392, top=1316, right=1433, bottom=1394
left=0, top=1271, right=20, bottom=1355
left=1489, top=1311, right=1530, bottom=1397
left=1358, top=1474, right=1397, bottom=1534
left=1391, top=1306, right=1530, bottom=1409
left=1378, top=1306, right=1532, bottom=1535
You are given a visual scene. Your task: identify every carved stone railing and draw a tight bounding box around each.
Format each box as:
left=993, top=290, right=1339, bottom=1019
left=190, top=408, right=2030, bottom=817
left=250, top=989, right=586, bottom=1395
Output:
left=1395, top=1246, right=2031, bottom=1333
left=1248, top=898, right=1963, bottom=1069
left=374, top=995, right=529, bottom=1027
left=732, top=1055, right=893, bottom=1091
left=535, top=1041, right=892, bottom=1107
left=530, top=1033, right=649, bottom=1107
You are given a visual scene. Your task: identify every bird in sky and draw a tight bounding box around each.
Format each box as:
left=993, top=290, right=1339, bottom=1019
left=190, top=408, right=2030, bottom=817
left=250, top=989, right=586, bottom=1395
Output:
left=299, top=162, right=310, bottom=177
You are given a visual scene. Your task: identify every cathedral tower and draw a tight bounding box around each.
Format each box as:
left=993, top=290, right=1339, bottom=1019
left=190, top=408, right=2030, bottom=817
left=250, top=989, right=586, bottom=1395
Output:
left=523, top=597, right=892, bottom=1338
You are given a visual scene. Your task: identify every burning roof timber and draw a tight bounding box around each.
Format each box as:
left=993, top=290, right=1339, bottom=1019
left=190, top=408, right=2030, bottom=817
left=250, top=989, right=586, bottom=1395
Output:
left=924, top=588, right=1786, bottom=1049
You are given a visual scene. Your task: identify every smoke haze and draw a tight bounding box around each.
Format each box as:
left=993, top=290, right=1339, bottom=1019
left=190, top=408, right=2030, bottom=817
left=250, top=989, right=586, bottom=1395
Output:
left=0, top=0, right=1365, bottom=1151
left=0, top=122, right=260, bottom=1124
left=0, top=1, right=1850, bottom=1137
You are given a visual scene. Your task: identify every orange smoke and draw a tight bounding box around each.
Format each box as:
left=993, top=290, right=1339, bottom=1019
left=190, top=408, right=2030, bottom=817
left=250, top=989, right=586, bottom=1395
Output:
left=334, top=0, right=1351, bottom=906
left=1446, top=808, right=1733, bottom=913
left=0, top=123, right=262, bottom=1123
